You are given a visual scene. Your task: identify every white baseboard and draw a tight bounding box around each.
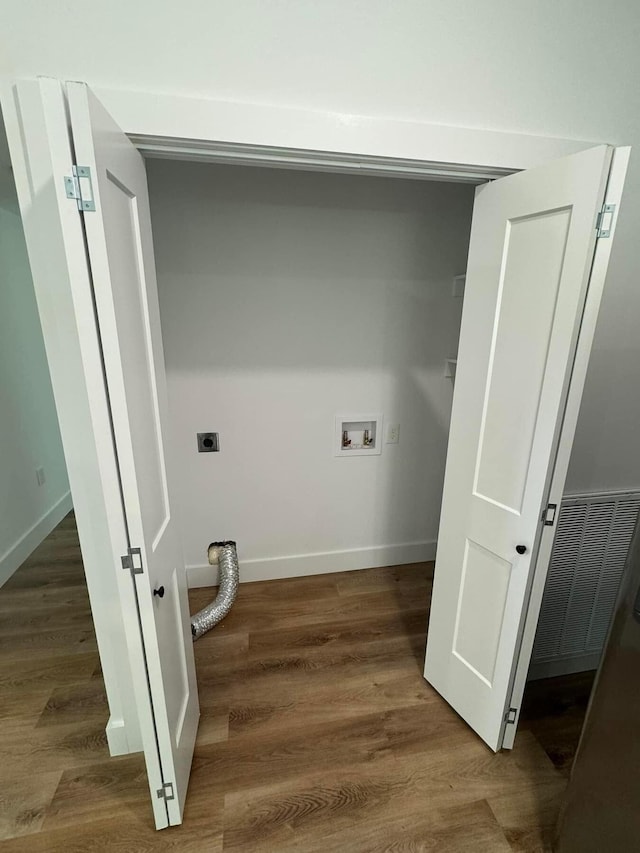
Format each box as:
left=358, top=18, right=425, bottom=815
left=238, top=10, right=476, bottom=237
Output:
left=0, top=490, right=73, bottom=588
left=186, top=540, right=437, bottom=589
left=527, top=651, right=601, bottom=681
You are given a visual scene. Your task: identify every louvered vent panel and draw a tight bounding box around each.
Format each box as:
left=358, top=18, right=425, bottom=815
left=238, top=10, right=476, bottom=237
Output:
left=531, top=491, right=640, bottom=670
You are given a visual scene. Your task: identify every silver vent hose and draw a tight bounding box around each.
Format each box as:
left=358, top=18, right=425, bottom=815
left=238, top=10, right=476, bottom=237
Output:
left=191, top=540, right=239, bottom=640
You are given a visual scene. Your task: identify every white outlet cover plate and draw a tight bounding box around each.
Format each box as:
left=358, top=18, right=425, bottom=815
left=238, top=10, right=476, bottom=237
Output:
left=386, top=423, right=400, bottom=444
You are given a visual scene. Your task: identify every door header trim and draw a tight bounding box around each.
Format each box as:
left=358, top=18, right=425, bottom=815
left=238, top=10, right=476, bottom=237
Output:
left=130, top=135, right=512, bottom=184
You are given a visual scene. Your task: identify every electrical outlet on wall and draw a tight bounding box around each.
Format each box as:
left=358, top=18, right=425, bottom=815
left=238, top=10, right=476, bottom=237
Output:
left=386, top=423, right=400, bottom=444
left=197, top=432, right=220, bottom=452
left=36, top=466, right=46, bottom=486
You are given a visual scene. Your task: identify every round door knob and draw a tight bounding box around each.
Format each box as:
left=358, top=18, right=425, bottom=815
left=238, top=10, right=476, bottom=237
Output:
left=153, top=585, right=165, bottom=598
left=516, top=545, right=527, bottom=555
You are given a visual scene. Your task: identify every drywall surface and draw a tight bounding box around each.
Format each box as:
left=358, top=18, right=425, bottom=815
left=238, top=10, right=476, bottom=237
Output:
left=1, top=0, right=638, bottom=493
left=149, top=161, right=473, bottom=573
left=0, top=179, right=70, bottom=583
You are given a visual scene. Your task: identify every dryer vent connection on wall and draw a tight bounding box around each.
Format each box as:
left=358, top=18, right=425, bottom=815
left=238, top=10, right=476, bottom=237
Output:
left=529, top=490, right=640, bottom=680
left=191, top=540, right=239, bottom=640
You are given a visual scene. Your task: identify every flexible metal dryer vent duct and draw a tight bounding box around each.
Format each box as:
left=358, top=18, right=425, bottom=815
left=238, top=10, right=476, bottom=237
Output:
left=191, top=540, right=239, bottom=640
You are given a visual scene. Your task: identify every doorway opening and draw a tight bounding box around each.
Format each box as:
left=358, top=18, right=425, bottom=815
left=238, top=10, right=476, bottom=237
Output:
left=142, top=154, right=607, bottom=765
left=146, top=159, right=475, bottom=595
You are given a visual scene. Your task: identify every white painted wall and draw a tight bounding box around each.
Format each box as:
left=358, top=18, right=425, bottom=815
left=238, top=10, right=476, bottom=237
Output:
left=148, top=161, right=473, bottom=577
left=1, top=0, right=638, bottom=490
left=0, top=146, right=70, bottom=584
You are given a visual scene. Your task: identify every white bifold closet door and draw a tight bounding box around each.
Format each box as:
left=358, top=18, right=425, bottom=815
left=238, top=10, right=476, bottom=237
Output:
left=424, top=144, right=621, bottom=751
left=12, top=78, right=199, bottom=829
left=65, top=82, right=200, bottom=824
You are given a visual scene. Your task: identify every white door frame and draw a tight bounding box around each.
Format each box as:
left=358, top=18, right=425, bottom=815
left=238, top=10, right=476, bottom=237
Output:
left=92, top=86, right=600, bottom=176
left=1, top=77, right=626, bottom=754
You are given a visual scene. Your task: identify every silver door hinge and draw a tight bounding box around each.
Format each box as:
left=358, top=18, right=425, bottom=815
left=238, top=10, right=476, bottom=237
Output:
left=64, top=165, right=96, bottom=212
left=542, top=503, right=558, bottom=526
left=596, top=203, right=616, bottom=238
left=504, top=707, right=518, bottom=724
left=156, top=781, right=175, bottom=801
left=121, top=546, right=144, bottom=574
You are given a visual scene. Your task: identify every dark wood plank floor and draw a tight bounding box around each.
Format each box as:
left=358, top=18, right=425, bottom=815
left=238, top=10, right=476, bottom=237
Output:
left=0, top=514, right=592, bottom=851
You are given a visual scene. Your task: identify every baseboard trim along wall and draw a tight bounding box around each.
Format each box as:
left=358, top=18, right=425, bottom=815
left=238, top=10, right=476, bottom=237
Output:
left=0, top=490, right=73, bottom=587
left=186, top=540, right=437, bottom=589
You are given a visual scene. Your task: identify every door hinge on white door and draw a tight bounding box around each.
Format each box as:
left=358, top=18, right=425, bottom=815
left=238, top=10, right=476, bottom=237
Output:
left=596, top=203, right=616, bottom=238
left=121, top=546, right=144, bottom=574
left=504, top=707, right=518, bottom=724
left=64, top=165, right=96, bottom=212
left=156, top=781, right=175, bottom=801
left=542, top=503, right=558, bottom=526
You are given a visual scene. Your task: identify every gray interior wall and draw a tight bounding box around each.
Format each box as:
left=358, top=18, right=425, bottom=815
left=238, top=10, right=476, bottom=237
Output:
left=0, top=123, right=70, bottom=583
left=149, top=161, right=473, bottom=573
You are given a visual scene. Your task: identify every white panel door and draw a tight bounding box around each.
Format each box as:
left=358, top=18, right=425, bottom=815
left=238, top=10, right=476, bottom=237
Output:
left=65, top=82, right=199, bottom=823
left=9, top=77, right=186, bottom=830
left=425, top=145, right=614, bottom=751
